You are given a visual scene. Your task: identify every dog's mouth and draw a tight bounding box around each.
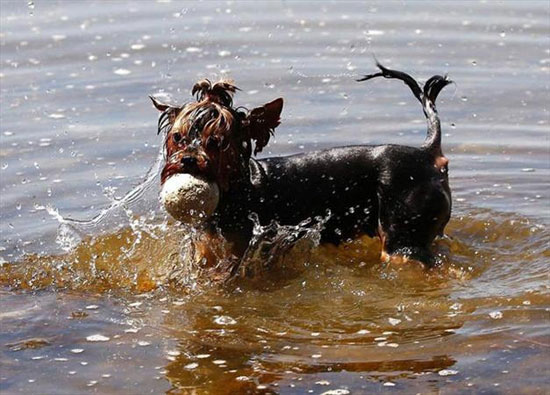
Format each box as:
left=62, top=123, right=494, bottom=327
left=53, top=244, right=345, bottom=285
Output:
left=161, top=162, right=183, bottom=185
left=161, top=150, right=212, bottom=185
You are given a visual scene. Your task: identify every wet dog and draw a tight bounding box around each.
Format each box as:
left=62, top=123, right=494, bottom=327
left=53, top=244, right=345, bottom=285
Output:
left=152, top=63, right=452, bottom=271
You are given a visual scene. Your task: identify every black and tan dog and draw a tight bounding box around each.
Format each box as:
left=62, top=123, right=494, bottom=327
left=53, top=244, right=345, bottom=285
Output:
left=151, top=63, right=452, bottom=270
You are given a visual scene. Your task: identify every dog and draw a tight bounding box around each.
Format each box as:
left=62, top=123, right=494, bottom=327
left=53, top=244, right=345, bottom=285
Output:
left=151, top=63, right=452, bottom=272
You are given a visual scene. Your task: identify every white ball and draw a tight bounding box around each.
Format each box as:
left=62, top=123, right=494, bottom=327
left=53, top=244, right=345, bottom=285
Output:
left=160, top=173, right=219, bottom=224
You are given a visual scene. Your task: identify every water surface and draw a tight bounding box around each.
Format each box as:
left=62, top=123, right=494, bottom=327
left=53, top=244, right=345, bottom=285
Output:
left=1, top=1, right=549, bottom=394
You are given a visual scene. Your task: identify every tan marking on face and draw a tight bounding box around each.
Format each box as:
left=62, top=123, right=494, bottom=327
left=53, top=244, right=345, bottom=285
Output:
left=435, top=155, right=449, bottom=168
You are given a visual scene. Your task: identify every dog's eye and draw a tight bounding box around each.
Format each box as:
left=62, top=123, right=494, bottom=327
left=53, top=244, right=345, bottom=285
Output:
left=206, top=136, right=219, bottom=150
left=172, top=132, right=182, bottom=144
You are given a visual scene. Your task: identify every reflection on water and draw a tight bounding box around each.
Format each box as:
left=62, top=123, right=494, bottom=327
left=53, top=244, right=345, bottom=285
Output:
left=1, top=207, right=549, bottom=392
left=1, top=0, right=549, bottom=393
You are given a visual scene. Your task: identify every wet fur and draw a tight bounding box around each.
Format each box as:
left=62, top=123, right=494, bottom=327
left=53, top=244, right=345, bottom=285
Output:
left=153, top=64, right=452, bottom=267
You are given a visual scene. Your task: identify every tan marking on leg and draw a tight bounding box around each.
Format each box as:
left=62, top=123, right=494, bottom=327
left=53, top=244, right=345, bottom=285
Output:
left=377, top=225, right=390, bottom=263
left=195, top=238, right=215, bottom=267
left=380, top=249, right=390, bottom=263
left=195, top=231, right=233, bottom=269
left=386, top=253, right=427, bottom=268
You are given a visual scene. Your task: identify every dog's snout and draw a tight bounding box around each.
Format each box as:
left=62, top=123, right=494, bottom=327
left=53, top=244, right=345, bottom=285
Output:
left=181, top=156, right=198, bottom=167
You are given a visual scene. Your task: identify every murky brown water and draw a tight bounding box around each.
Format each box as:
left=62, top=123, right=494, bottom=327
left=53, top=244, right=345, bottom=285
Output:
left=1, top=1, right=549, bottom=394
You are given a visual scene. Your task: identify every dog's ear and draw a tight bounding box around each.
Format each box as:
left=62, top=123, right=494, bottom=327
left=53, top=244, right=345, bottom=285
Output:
left=245, top=98, right=283, bottom=155
left=150, top=95, right=184, bottom=135
left=149, top=95, right=172, bottom=112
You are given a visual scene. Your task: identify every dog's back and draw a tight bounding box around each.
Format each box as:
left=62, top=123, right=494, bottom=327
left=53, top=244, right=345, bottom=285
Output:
left=216, top=64, right=452, bottom=265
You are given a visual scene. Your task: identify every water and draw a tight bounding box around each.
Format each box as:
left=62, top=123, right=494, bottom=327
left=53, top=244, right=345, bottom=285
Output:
left=1, top=1, right=549, bottom=393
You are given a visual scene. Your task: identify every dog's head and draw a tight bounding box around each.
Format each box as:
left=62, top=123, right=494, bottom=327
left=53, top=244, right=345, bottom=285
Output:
left=152, top=80, right=283, bottom=191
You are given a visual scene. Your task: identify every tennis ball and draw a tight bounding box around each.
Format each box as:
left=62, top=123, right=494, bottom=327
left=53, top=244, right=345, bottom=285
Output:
left=160, top=173, right=219, bottom=224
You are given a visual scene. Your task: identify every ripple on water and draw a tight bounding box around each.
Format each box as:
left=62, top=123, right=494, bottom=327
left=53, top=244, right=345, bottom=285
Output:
left=0, top=199, right=548, bottom=394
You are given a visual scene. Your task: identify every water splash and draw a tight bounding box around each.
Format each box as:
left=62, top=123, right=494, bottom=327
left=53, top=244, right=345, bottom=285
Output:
left=10, top=128, right=550, bottom=295
left=232, top=211, right=331, bottom=279
left=33, top=126, right=333, bottom=291
left=46, top=138, right=167, bottom=250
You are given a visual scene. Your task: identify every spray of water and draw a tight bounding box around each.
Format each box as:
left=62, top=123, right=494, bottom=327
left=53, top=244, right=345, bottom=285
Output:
left=231, top=211, right=331, bottom=279
left=41, top=130, right=332, bottom=290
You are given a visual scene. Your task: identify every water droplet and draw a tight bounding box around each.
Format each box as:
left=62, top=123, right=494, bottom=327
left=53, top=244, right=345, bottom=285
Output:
left=320, top=388, right=350, bottom=394
left=489, top=311, right=503, bottom=319
left=86, top=334, right=110, bottom=342
left=388, top=317, right=401, bottom=326
left=214, top=315, right=236, bottom=325
left=114, top=68, right=131, bottom=75
left=52, top=34, right=66, bottom=42
left=439, top=369, right=459, bottom=376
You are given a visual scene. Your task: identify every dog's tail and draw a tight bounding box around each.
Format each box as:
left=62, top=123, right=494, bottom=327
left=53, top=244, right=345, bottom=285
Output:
left=357, top=62, right=452, bottom=155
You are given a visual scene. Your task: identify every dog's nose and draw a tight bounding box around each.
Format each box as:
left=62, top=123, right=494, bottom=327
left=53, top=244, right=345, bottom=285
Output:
left=181, top=156, right=197, bottom=167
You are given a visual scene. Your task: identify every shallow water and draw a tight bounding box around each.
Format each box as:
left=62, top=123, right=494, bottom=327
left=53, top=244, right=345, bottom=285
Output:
left=1, top=1, right=549, bottom=394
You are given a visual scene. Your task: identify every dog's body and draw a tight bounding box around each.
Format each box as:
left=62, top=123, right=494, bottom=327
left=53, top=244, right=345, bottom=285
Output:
left=153, top=63, right=452, bottom=269
left=215, top=143, right=450, bottom=264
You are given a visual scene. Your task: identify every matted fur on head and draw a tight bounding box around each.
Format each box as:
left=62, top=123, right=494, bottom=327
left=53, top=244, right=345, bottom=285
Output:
left=151, top=79, right=283, bottom=191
